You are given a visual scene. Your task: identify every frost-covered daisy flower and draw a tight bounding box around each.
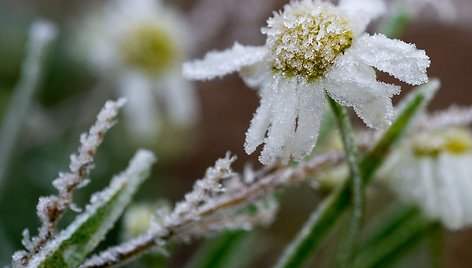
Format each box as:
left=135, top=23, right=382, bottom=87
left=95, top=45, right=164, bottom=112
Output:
left=80, top=0, right=198, bottom=141
left=381, top=128, right=472, bottom=230
left=183, top=0, right=430, bottom=164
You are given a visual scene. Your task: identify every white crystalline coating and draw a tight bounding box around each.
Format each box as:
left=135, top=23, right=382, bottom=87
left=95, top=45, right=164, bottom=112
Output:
left=27, top=150, right=156, bottom=268
left=259, top=75, right=299, bottom=165
left=339, top=0, right=385, bottom=35
left=182, top=0, right=430, bottom=165
left=325, top=56, right=400, bottom=129
left=13, top=99, right=126, bottom=267
left=169, top=153, right=237, bottom=224
left=350, top=34, right=430, bottom=85
left=182, top=43, right=267, bottom=80
left=292, top=81, right=325, bottom=160
left=381, top=131, right=472, bottom=230
left=244, top=80, right=274, bottom=155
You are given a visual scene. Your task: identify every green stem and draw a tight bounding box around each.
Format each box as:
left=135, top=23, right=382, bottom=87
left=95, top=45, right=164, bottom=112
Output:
left=327, top=97, right=364, bottom=267
left=0, top=21, right=56, bottom=188
left=353, top=209, right=430, bottom=268
left=428, top=223, right=445, bottom=268
left=190, top=231, right=249, bottom=268
left=274, top=91, right=426, bottom=268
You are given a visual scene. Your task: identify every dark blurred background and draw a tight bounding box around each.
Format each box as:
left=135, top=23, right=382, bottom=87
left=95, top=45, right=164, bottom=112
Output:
left=0, top=0, right=471, bottom=267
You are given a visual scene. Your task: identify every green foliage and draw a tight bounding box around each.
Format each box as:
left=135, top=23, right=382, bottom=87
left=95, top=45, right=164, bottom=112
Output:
left=31, top=150, right=156, bottom=268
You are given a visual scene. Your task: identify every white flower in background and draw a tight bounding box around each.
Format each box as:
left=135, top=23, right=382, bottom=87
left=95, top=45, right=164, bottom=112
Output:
left=183, top=0, right=430, bottom=165
left=81, top=0, right=198, bottom=141
left=381, top=128, right=472, bottom=230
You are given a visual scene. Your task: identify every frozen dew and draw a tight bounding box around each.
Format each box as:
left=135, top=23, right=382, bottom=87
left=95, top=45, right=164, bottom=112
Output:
left=264, top=1, right=353, bottom=80
left=121, top=23, right=177, bottom=75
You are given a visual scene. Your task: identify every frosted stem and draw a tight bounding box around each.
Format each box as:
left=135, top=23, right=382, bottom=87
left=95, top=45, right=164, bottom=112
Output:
left=0, top=20, right=57, bottom=188
left=14, top=98, right=126, bottom=265
left=328, top=97, right=364, bottom=267
left=81, top=151, right=344, bottom=268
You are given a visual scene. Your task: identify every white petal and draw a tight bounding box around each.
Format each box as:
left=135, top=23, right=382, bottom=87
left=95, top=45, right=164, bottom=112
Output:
left=259, top=75, right=299, bottom=165
left=119, top=72, right=160, bottom=139
left=436, top=155, right=463, bottom=229
left=417, top=158, right=440, bottom=220
left=183, top=43, right=267, bottom=80
left=292, top=81, right=325, bottom=160
left=240, top=59, right=272, bottom=88
left=455, top=154, right=472, bottom=224
left=339, top=0, right=385, bottom=35
left=160, top=70, right=199, bottom=126
left=350, top=34, right=430, bottom=85
left=244, top=78, right=276, bottom=155
left=325, top=59, right=400, bottom=129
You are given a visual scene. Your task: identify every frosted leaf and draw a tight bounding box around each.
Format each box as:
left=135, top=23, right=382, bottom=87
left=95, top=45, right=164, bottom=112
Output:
left=244, top=80, right=276, bottom=155
left=26, top=150, right=156, bottom=268
left=350, top=34, right=430, bottom=85
left=339, top=0, right=385, bottom=35
left=292, top=81, right=325, bottom=160
left=259, top=75, right=299, bottom=165
left=325, top=58, right=400, bottom=129
left=182, top=43, right=267, bottom=80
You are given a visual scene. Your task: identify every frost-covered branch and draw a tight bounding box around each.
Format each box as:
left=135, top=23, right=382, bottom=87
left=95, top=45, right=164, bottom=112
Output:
left=14, top=98, right=126, bottom=265
left=81, top=151, right=343, bottom=267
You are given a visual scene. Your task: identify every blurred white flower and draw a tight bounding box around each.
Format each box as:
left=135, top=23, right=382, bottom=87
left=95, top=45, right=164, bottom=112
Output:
left=381, top=128, right=472, bottom=230
left=80, top=0, right=198, bottom=141
left=183, top=0, right=430, bottom=165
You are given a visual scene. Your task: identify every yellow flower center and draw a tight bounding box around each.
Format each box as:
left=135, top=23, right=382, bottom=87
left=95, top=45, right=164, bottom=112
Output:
left=413, top=128, right=472, bottom=157
left=264, top=2, right=353, bottom=80
left=121, top=23, right=177, bottom=75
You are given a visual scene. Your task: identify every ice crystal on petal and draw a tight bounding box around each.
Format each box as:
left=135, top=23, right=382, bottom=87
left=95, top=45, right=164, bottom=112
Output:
left=350, top=34, right=430, bottom=85
left=183, top=43, right=267, bottom=80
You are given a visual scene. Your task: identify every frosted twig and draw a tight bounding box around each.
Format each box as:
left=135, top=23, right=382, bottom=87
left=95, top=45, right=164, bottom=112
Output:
left=80, top=151, right=343, bottom=268
left=0, top=20, right=57, bottom=188
left=14, top=98, right=126, bottom=266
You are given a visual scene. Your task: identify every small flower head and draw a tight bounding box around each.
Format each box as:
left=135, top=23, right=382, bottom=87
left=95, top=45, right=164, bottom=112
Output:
left=77, top=0, right=198, bottom=141
left=412, top=128, right=472, bottom=157
left=265, top=1, right=353, bottom=80
left=382, top=128, right=472, bottom=230
left=121, top=23, right=179, bottom=75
